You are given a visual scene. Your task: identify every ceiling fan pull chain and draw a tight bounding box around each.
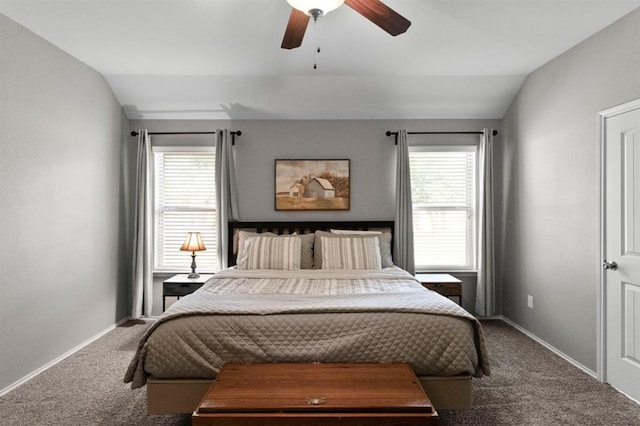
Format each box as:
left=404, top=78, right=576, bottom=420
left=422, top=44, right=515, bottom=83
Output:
left=313, top=12, right=320, bottom=70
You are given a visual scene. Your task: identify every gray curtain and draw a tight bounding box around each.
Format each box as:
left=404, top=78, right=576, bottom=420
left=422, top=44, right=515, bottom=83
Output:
left=131, top=130, right=153, bottom=318
left=475, top=128, right=496, bottom=316
left=394, top=129, right=415, bottom=274
left=215, top=129, right=239, bottom=269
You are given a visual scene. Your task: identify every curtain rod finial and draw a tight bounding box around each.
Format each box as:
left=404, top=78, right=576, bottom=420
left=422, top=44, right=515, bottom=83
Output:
left=131, top=131, right=139, bottom=137
left=385, top=130, right=398, bottom=145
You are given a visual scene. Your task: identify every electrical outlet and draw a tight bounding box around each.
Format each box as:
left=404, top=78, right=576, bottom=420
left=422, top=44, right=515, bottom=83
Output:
left=527, top=295, right=533, bottom=309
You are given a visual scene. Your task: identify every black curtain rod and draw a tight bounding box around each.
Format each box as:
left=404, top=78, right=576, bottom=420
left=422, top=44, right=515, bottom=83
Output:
left=130, top=130, right=242, bottom=145
left=385, top=130, right=498, bottom=145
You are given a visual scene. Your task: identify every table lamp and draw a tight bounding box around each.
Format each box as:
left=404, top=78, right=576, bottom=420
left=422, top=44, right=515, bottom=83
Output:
left=180, top=232, right=206, bottom=278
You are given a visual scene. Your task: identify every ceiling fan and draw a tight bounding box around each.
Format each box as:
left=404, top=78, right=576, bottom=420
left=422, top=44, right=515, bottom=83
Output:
left=282, top=0, right=411, bottom=49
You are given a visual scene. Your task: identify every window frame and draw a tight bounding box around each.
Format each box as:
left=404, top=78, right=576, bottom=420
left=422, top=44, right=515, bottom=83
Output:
left=409, top=143, right=479, bottom=272
left=152, top=145, right=217, bottom=273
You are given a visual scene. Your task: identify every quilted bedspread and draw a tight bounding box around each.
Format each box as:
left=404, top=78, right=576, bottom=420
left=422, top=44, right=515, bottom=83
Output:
left=125, top=267, right=490, bottom=389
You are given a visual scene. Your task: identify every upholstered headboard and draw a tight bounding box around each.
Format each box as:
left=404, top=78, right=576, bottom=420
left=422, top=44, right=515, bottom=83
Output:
left=227, top=220, right=394, bottom=266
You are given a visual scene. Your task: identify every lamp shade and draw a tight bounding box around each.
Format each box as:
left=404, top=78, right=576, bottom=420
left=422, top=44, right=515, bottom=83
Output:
left=287, top=0, right=345, bottom=15
left=180, top=232, right=206, bottom=252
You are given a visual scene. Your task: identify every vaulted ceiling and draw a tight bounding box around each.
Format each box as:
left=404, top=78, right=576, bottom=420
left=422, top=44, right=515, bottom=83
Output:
left=2, top=0, right=639, bottom=120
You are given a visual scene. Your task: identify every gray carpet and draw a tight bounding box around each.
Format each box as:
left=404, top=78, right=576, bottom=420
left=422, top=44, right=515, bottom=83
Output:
left=1, top=319, right=639, bottom=425
left=438, top=321, right=640, bottom=425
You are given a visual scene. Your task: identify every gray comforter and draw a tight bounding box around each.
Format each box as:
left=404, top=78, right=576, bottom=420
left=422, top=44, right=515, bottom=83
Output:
left=125, top=267, right=489, bottom=389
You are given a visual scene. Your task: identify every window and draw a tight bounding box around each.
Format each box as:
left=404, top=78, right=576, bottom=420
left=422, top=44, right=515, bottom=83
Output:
left=153, top=147, right=217, bottom=272
left=410, top=145, right=477, bottom=270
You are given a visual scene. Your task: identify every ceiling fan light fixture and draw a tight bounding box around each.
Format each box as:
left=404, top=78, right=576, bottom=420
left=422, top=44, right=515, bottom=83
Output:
left=286, top=0, right=345, bottom=16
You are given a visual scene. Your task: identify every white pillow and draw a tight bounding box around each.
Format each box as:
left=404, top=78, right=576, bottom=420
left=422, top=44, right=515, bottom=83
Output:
left=314, top=230, right=393, bottom=268
left=236, top=230, right=314, bottom=269
left=236, top=236, right=301, bottom=270
left=320, top=236, right=382, bottom=270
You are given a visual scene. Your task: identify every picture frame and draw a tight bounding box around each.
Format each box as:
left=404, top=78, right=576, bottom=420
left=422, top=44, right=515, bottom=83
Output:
left=275, top=159, right=350, bottom=211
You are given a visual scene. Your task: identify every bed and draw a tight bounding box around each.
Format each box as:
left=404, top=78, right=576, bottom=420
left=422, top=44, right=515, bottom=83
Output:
left=125, top=221, right=489, bottom=413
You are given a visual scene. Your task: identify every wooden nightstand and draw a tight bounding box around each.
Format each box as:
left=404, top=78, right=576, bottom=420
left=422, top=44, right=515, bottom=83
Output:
left=415, top=273, right=462, bottom=305
left=163, top=274, right=214, bottom=312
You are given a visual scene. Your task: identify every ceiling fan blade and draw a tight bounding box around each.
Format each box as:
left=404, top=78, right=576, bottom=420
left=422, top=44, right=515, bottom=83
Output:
left=281, top=8, right=310, bottom=49
left=344, top=0, right=411, bottom=36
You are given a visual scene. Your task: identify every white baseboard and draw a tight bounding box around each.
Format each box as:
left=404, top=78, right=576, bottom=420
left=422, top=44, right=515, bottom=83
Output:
left=611, top=385, right=640, bottom=406
left=498, top=316, right=597, bottom=379
left=0, top=316, right=131, bottom=397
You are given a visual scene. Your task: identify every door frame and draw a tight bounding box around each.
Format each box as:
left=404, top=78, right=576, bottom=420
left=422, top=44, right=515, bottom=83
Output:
left=597, top=97, right=640, bottom=383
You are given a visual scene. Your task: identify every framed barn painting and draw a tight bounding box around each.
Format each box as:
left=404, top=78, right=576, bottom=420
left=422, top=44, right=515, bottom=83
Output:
left=275, top=159, right=350, bottom=211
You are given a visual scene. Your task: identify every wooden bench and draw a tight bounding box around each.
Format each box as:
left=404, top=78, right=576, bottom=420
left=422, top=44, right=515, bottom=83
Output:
left=192, top=362, right=438, bottom=425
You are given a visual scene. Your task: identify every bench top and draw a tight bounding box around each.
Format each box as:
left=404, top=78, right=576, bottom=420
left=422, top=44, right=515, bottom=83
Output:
left=194, top=363, right=436, bottom=417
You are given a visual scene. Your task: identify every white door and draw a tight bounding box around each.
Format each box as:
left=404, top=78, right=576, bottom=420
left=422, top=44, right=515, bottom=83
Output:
left=601, top=99, right=640, bottom=402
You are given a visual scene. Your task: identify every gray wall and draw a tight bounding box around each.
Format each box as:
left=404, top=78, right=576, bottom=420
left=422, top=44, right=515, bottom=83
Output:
left=132, top=118, right=501, bottom=315
left=498, top=8, right=640, bottom=372
left=0, top=16, right=129, bottom=392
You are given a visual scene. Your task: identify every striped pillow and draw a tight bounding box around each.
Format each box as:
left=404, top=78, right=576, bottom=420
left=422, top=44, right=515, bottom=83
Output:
left=236, top=236, right=301, bottom=270
left=320, top=236, right=382, bottom=270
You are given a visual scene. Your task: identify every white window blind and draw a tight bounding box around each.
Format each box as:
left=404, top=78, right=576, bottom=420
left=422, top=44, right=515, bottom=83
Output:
left=410, top=146, right=477, bottom=270
left=153, top=147, right=217, bottom=272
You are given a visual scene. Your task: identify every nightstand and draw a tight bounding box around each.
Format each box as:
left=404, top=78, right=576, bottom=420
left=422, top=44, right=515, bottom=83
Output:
left=415, top=273, right=463, bottom=305
left=163, top=274, right=214, bottom=312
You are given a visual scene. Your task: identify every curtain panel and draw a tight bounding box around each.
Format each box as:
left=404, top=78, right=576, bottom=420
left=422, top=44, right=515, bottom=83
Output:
left=394, top=129, right=415, bottom=274
left=131, top=130, right=153, bottom=318
left=215, top=129, right=239, bottom=269
left=475, top=128, right=496, bottom=316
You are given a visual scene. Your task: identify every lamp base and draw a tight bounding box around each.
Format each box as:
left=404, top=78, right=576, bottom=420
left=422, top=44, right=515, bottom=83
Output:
left=188, top=252, right=199, bottom=279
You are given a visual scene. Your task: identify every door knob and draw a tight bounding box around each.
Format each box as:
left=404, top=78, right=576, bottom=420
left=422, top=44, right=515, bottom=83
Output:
left=602, top=260, right=618, bottom=270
